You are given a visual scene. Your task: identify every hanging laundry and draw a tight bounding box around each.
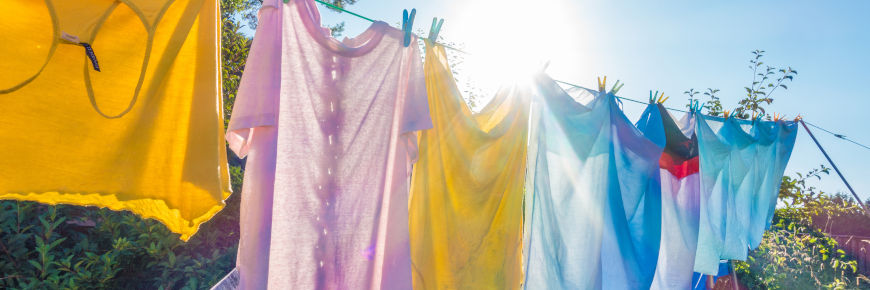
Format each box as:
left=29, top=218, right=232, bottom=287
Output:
left=523, top=75, right=663, bottom=289
left=409, top=41, right=527, bottom=290
left=693, top=115, right=797, bottom=274
left=0, top=0, right=229, bottom=241
left=224, top=0, right=432, bottom=288
left=640, top=104, right=702, bottom=290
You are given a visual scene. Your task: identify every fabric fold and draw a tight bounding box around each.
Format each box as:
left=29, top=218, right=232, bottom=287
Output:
left=0, top=0, right=229, bottom=241
left=693, top=115, right=798, bottom=274
left=409, top=41, right=528, bottom=289
left=645, top=104, right=702, bottom=290
left=523, top=76, right=663, bottom=289
left=226, top=0, right=432, bottom=288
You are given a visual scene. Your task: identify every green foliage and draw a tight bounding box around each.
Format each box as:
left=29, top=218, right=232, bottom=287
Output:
left=0, top=199, right=239, bottom=289
left=734, top=167, right=870, bottom=289
left=734, top=49, right=797, bottom=120
left=684, top=88, right=723, bottom=116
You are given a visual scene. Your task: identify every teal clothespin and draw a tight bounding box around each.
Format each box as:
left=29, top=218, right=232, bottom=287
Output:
left=649, top=90, right=658, bottom=104
left=402, top=9, right=417, bottom=47
left=283, top=0, right=289, bottom=3
left=428, top=17, right=444, bottom=44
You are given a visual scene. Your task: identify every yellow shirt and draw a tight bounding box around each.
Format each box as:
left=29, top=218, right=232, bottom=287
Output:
left=0, top=0, right=229, bottom=241
left=409, top=42, right=528, bottom=289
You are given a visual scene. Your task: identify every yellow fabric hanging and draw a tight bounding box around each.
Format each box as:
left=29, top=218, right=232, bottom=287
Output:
left=0, top=0, right=229, bottom=241
left=410, top=41, right=528, bottom=289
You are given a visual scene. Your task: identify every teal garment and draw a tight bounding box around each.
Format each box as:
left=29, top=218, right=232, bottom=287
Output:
left=523, top=74, right=664, bottom=289
left=693, top=115, right=797, bottom=274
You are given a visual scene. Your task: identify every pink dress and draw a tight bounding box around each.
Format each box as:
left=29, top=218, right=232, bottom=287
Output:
left=225, top=0, right=431, bottom=288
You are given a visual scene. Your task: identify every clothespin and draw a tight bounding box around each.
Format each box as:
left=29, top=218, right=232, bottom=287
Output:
left=538, top=60, right=551, bottom=73
left=794, top=114, right=803, bottom=122
left=610, top=80, right=624, bottom=94
left=283, top=0, right=289, bottom=3
left=402, top=9, right=417, bottom=47
left=691, top=99, right=700, bottom=112
left=597, top=76, right=607, bottom=92
left=723, top=110, right=731, bottom=119
left=61, top=32, right=100, bottom=72
left=428, top=17, right=444, bottom=44
left=649, top=91, right=658, bottom=104
left=658, top=93, right=669, bottom=104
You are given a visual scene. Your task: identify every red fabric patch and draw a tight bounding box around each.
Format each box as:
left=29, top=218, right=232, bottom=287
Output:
left=660, top=153, right=699, bottom=179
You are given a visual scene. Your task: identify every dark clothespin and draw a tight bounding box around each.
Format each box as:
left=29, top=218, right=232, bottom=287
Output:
left=61, top=32, right=100, bottom=72
left=402, top=9, right=416, bottom=47
left=428, top=17, right=444, bottom=44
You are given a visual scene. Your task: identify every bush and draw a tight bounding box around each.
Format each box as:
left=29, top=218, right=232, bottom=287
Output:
left=0, top=189, right=240, bottom=289
left=735, top=167, right=870, bottom=289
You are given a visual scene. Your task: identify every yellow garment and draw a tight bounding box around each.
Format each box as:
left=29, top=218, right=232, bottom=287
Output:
left=410, top=42, right=528, bottom=289
left=0, top=0, right=229, bottom=241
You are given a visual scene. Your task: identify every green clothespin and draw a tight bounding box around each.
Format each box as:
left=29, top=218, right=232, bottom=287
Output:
left=428, top=17, right=444, bottom=44
left=284, top=0, right=289, bottom=3
left=610, top=80, right=624, bottom=94
left=402, top=9, right=417, bottom=47
left=649, top=90, right=658, bottom=104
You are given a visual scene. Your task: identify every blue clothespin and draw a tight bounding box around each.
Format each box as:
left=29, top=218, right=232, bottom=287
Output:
left=402, top=9, right=416, bottom=47
left=690, top=99, right=700, bottom=112
left=428, top=17, right=444, bottom=44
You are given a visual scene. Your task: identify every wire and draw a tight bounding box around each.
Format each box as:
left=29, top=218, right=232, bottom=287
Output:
left=554, top=80, right=691, bottom=113
left=314, top=0, right=870, bottom=153
left=799, top=120, right=870, bottom=214
left=803, top=121, right=870, bottom=152
left=315, top=0, right=375, bottom=23
left=315, top=1, right=693, bottom=114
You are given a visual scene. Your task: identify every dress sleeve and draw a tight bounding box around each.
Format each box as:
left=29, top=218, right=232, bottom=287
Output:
left=226, top=4, right=282, bottom=158
left=400, top=37, right=433, bottom=134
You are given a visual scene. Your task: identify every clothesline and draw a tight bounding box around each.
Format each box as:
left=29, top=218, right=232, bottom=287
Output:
left=315, top=0, right=870, bottom=153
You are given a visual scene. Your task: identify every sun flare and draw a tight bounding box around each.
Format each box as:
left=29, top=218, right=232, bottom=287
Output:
left=448, top=0, right=584, bottom=102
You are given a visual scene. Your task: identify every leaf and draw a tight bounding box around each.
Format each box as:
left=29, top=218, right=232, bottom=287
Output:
left=28, top=260, right=43, bottom=271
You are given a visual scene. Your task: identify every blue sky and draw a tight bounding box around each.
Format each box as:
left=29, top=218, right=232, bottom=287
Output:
left=261, top=0, right=870, bottom=199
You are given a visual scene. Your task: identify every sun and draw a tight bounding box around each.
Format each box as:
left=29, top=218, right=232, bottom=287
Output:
left=447, top=0, right=585, bottom=103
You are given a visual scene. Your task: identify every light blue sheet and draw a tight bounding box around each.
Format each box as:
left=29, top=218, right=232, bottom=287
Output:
left=523, top=74, right=664, bottom=289
left=693, top=114, right=798, bottom=274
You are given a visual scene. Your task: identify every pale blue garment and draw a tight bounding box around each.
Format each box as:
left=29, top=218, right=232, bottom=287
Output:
left=693, top=115, right=797, bottom=274
left=748, top=120, right=798, bottom=248
left=523, top=74, right=664, bottom=289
